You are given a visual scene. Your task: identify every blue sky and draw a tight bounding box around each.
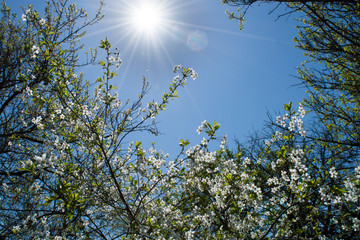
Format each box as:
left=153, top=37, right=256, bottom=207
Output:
left=13, top=0, right=306, bottom=155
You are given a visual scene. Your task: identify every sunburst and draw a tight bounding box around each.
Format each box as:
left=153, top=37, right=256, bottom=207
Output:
left=130, top=1, right=164, bottom=34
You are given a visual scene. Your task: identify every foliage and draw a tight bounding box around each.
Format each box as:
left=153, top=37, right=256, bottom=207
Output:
left=0, top=1, right=197, bottom=238
left=222, top=0, right=359, bottom=30
left=0, top=0, right=104, bottom=237
left=146, top=103, right=359, bottom=239
left=219, top=0, right=360, bottom=239
left=294, top=2, right=360, bottom=157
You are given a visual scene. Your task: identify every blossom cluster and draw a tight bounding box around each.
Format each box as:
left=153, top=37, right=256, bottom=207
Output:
left=22, top=8, right=46, bottom=25
left=276, top=102, right=306, bottom=137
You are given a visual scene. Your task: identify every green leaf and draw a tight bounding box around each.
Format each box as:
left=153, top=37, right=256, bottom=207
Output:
left=214, top=120, right=220, bottom=131
left=180, top=138, right=190, bottom=147
left=284, top=102, right=292, bottom=111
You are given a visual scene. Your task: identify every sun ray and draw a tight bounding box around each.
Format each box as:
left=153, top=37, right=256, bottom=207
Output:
left=167, top=19, right=293, bottom=45
left=156, top=36, right=175, bottom=66
left=116, top=33, right=143, bottom=88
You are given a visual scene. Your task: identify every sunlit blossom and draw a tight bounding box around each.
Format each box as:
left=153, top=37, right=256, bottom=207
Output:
left=12, top=225, right=20, bottom=233
left=31, top=45, right=40, bottom=58
left=173, top=65, right=182, bottom=73
left=39, top=18, right=46, bottom=25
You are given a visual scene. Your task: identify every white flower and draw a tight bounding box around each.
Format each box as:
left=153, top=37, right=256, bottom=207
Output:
left=220, top=134, right=227, bottom=149
left=25, top=86, right=33, bottom=96
left=31, top=116, right=42, bottom=125
left=196, top=120, right=208, bottom=134
left=21, top=9, right=31, bottom=22
left=173, top=64, right=182, bottom=73
left=108, top=51, right=122, bottom=69
left=355, top=165, right=360, bottom=173
left=83, top=220, right=89, bottom=226
left=244, top=157, right=251, bottom=165
left=290, top=168, right=300, bottom=181
left=115, top=61, right=122, bottom=69
left=55, top=109, right=62, bottom=115
left=298, top=103, right=306, bottom=118
left=201, top=137, right=208, bottom=146
left=31, top=45, right=39, bottom=54
left=29, top=181, right=41, bottom=192
left=34, top=153, right=47, bottom=165
left=185, top=230, right=195, bottom=240
left=12, top=225, right=20, bottom=233
left=86, top=209, right=93, bottom=215
left=109, top=55, right=116, bottom=63
left=39, top=18, right=46, bottom=25
left=173, top=75, right=180, bottom=83
left=352, top=217, right=360, bottom=231
left=330, top=167, right=338, bottom=178
left=189, top=68, right=198, bottom=80
left=2, top=183, right=9, bottom=194
left=31, top=45, right=40, bottom=58
left=289, top=120, right=295, bottom=132
left=298, top=120, right=306, bottom=137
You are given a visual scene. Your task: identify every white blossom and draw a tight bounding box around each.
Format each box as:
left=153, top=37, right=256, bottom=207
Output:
left=196, top=120, right=208, bottom=134
left=220, top=134, right=227, bottom=149
left=173, top=64, right=182, bottom=73
left=31, top=45, right=40, bottom=58
left=189, top=68, right=198, bottom=80
left=31, top=116, right=42, bottom=125
left=22, top=9, right=31, bottom=21
left=39, top=18, right=46, bottom=25
left=201, top=137, right=208, bottom=146
left=12, top=225, right=20, bottom=233
left=329, top=167, right=338, bottom=178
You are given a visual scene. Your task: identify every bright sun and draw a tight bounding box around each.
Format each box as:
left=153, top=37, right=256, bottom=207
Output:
left=130, top=1, right=164, bottom=34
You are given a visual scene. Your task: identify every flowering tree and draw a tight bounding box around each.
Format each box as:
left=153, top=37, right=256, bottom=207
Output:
left=222, top=1, right=359, bottom=29
left=292, top=3, right=360, bottom=237
left=141, top=102, right=358, bottom=239
left=212, top=0, right=360, bottom=238
left=0, top=1, right=198, bottom=238
left=0, top=0, right=103, bottom=237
